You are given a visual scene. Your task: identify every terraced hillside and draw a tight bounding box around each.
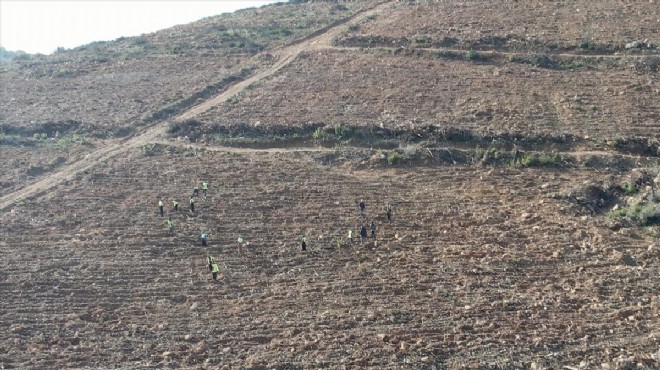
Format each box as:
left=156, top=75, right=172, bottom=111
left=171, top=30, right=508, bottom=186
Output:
left=1, top=0, right=659, bottom=369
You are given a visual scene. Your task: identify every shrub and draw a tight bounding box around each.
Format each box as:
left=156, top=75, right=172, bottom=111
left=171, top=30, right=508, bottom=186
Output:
left=622, top=182, right=638, bottom=195
left=520, top=153, right=560, bottom=167
left=334, top=124, right=353, bottom=140
left=387, top=151, right=401, bottom=165
left=579, top=40, right=597, bottom=51
left=474, top=146, right=485, bottom=160
left=312, top=127, right=329, bottom=142
left=465, top=50, right=482, bottom=61
left=402, top=144, right=418, bottom=158
left=27, top=163, right=44, bottom=176
left=609, top=137, right=625, bottom=149
left=608, top=204, right=657, bottom=226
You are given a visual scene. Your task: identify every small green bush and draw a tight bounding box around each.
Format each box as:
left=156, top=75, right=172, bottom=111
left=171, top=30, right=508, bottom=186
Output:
left=465, top=50, right=482, bottom=61
left=608, top=204, right=657, bottom=226
left=622, top=182, right=638, bottom=195
left=520, top=153, right=560, bottom=167
left=312, top=127, right=329, bottom=142
left=579, top=40, right=597, bottom=51
left=474, top=146, right=485, bottom=160
left=387, top=151, right=401, bottom=165
left=334, top=124, right=353, bottom=140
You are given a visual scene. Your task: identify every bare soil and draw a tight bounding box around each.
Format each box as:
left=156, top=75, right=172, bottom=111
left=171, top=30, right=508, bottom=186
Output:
left=1, top=1, right=659, bottom=369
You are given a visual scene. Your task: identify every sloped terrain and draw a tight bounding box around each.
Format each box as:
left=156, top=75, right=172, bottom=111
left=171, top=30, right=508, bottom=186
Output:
left=1, top=1, right=660, bottom=369
left=195, top=48, right=660, bottom=141
left=1, top=146, right=658, bottom=369
left=338, top=1, right=660, bottom=54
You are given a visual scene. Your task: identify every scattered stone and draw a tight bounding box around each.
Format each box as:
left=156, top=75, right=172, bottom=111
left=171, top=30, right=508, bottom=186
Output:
left=625, top=41, right=641, bottom=49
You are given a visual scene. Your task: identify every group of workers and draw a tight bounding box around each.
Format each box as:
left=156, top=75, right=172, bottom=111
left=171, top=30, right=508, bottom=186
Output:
left=158, top=182, right=394, bottom=282
left=160, top=181, right=209, bottom=235
left=303, top=199, right=394, bottom=251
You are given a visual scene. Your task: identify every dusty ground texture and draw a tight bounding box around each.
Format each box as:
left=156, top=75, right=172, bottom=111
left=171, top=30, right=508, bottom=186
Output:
left=1, top=1, right=659, bottom=369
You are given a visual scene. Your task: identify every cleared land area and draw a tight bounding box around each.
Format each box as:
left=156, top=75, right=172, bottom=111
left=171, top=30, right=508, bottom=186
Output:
left=1, top=1, right=659, bottom=369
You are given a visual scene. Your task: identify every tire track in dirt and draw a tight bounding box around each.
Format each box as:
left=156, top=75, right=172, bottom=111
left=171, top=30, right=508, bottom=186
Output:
left=0, top=1, right=395, bottom=211
left=176, top=1, right=394, bottom=121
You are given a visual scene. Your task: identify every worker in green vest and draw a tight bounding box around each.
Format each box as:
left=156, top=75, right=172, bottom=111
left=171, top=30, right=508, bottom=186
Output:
left=206, top=255, right=215, bottom=272
left=167, top=217, right=174, bottom=235
left=348, top=229, right=353, bottom=247
left=211, top=261, right=220, bottom=281
left=202, top=181, right=209, bottom=196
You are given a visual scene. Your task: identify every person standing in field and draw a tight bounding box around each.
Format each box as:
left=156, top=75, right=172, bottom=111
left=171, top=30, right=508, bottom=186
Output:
left=202, top=181, right=209, bottom=197
left=370, top=221, right=377, bottom=240
left=359, top=199, right=366, bottom=217
left=206, top=255, right=215, bottom=272
left=201, top=230, right=208, bottom=246
left=192, top=185, right=200, bottom=197
left=172, top=199, right=179, bottom=212
left=158, top=199, right=164, bottom=217
left=386, top=202, right=393, bottom=223
left=190, top=197, right=195, bottom=213
left=360, top=225, right=368, bottom=244
left=301, top=234, right=307, bottom=251
left=167, top=217, right=174, bottom=235
left=211, top=261, right=220, bottom=281
left=348, top=228, right=353, bottom=247
left=237, top=235, right=246, bottom=253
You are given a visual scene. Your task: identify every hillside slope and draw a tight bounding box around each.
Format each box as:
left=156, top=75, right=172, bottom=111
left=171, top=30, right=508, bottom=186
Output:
left=1, top=1, right=659, bottom=369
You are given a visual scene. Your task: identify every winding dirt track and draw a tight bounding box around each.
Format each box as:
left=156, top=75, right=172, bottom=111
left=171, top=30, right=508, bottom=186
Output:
left=0, top=1, right=394, bottom=211
left=2, top=0, right=654, bottom=211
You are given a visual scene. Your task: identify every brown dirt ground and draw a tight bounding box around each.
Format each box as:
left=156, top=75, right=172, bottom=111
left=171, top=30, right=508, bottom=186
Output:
left=342, top=1, right=660, bottom=52
left=1, top=146, right=658, bottom=369
left=1, top=1, right=659, bottom=369
left=196, top=47, right=660, bottom=140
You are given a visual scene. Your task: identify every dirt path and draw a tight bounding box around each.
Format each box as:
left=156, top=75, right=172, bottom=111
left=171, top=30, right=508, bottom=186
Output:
left=176, top=1, right=394, bottom=121
left=0, top=1, right=395, bottom=211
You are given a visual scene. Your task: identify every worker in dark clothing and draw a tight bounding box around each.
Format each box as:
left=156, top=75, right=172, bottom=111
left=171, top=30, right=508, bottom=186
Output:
left=172, top=199, right=179, bottom=212
left=370, top=221, right=377, bottom=240
left=359, top=199, right=366, bottom=217
left=386, top=202, right=393, bottom=223
left=193, top=185, right=200, bottom=197
left=158, top=200, right=164, bottom=217
left=301, top=235, right=307, bottom=251
left=360, top=225, right=368, bottom=244
left=190, top=197, right=195, bottom=213
left=201, top=230, right=208, bottom=246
